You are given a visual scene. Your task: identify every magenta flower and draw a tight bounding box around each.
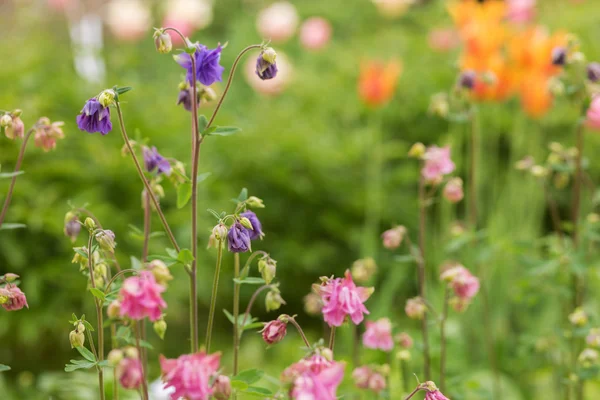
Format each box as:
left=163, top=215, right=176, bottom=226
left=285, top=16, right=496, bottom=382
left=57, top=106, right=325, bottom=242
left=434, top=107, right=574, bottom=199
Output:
left=261, top=320, right=287, bottom=345
left=291, top=361, right=345, bottom=400
left=117, top=357, right=143, bottom=389
left=451, top=269, right=480, bottom=300
left=315, top=270, right=374, bottom=327
left=362, top=318, right=394, bottom=351
left=1, top=285, right=28, bottom=311
left=175, top=44, right=224, bottom=86
left=160, top=351, right=221, bottom=400
left=119, top=271, right=167, bottom=322
left=281, top=353, right=334, bottom=384
left=421, top=146, right=455, bottom=182
left=425, top=389, right=451, bottom=400
left=586, top=96, right=600, bottom=131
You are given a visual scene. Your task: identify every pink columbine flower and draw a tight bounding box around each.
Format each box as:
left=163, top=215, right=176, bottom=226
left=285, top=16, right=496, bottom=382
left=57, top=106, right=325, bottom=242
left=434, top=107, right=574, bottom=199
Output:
left=119, top=270, right=167, bottom=322
left=160, top=351, right=221, bottom=400
left=368, top=371, right=386, bottom=393
left=506, top=0, right=536, bottom=24
left=425, top=390, right=451, bottom=400
left=452, top=269, right=480, bottom=300
left=117, top=357, right=143, bottom=389
left=281, top=353, right=334, bottom=384
left=395, top=332, right=413, bottom=349
left=363, top=318, right=394, bottom=351
left=405, top=297, right=426, bottom=320
left=300, top=17, right=332, bottom=51
left=315, top=270, right=374, bottom=327
left=1, top=285, right=28, bottom=311
left=421, top=146, right=455, bottom=182
left=381, top=226, right=407, bottom=250
left=261, top=320, right=287, bottom=345
left=586, top=96, right=600, bottom=131
left=291, top=361, right=345, bottom=400
left=352, top=366, right=372, bottom=389
left=443, top=178, right=464, bottom=203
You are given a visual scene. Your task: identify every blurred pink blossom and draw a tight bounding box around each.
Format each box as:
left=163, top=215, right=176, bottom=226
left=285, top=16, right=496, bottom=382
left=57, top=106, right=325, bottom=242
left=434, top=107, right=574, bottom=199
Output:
left=586, top=96, right=600, bottom=131
left=256, top=2, right=299, bottom=43
left=506, top=0, right=536, bottom=24
left=105, top=0, right=152, bottom=42
left=381, top=226, right=406, bottom=250
left=428, top=28, right=461, bottom=52
left=405, top=297, right=426, bottom=319
left=291, top=361, right=345, bottom=400
left=443, top=178, right=464, bottom=203
left=300, top=17, right=332, bottom=51
left=363, top=318, right=394, bottom=351
left=451, top=268, right=480, bottom=300
left=160, top=351, right=221, bottom=400
left=281, top=353, right=333, bottom=384
left=422, top=146, right=455, bottom=182
left=117, top=357, right=143, bottom=389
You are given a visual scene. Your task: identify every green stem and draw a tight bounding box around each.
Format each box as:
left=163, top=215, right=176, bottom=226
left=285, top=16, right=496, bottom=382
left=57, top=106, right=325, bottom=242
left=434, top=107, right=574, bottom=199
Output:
left=134, top=321, right=149, bottom=400
left=87, top=233, right=105, bottom=400
left=440, top=286, right=450, bottom=392
left=205, top=240, right=224, bottom=352
left=328, top=326, right=336, bottom=352
left=104, top=269, right=138, bottom=294
left=142, top=190, right=151, bottom=263
left=240, top=284, right=273, bottom=333
left=233, top=253, right=241, bottom=398
left=111, top=324, right=119, bottom=400
left=417, top=175, right=431, bottom=379
left=281, top=315, right=312, bottom=348
left=404, top=387, right=421, bottom=400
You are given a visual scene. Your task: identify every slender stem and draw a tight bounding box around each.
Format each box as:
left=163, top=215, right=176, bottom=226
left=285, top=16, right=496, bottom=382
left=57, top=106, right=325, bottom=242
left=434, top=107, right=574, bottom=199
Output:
left=400, top=359, right=409, bottom=393
left=0, top=129, right=34, bottom=227
left=85, top=329, right=98, bottom=360
left=404, top=387, right=421, bottom=400
left=205, top=45, right=262, bottom=130
left=87, top=233, right=105, bottom=400
left=240, top=284, right=272, bottom=331
left=134, top=321, right=149, bottom=400
left=544, top=184, right=564, bottom=244
left=142, top=190, right=151, bottom=263
left=104, top=269, right=138, bottom=294
left=352, top=323, right=360, bottom=369
left=114, top=101, right=181, bottom=253
left=111, top=324, right=119, bottom=400
left=233, top=253, right=241, bottom=377
left=468, top=110, right=478, bottom=229
left=417, top=175, right=431, bottom=379
left=440, top=286, right=450, bottom=392
left=205, top=240, right=224, bottom=352
left=282, top=316, right=312, bottom=348
left=241, top=251, right=269, bottom=274
left=328, top=326, right=336, bottom=352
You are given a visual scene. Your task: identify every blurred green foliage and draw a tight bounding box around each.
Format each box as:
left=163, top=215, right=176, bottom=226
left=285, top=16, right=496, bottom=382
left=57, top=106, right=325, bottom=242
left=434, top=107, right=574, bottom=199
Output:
left=1, top=0, right=600, bottom=399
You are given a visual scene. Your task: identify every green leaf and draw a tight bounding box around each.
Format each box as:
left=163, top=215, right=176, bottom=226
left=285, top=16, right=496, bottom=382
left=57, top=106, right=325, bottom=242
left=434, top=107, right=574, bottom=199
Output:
left=243, top=322, right=264, bottom=331
left=197, top=172, right=211, bottom=183
left=76, top=346, right=96, bottom=362
left=198, top=115, right=208, bottom=132
left=0, top=223, right=27, bottom=231
left=237, top=188, right=248, bottom=202
left=230, top=380, right=249, bottom=391
left=0, top=171, right=24, bottom=179
left=207, top=209, right=222, bottom=220
left=81, top=320, right=95, bottom=332
left=89, top=288, right=106, bottom=302
left=116, top=86, right=133, bottom=95
left=223, top=309, right=236, bottom=325
left=177, top=249, right=194, bottom=264
left=207, top=126, right=242, bottom=137
left=0, top=364, right=10, bottom=372
left=177, top=182, right=193, bottom=209
left=130, top=256, right=142, bottom=270
left=244, top=386, right=274, bottom=397
left=233, top=277, right=265, bottom=285
left=166, top=248, right=179, bottom=259
left=65, top=360, right=96, bottom=372
left=233, top=369, right=264, bottom=385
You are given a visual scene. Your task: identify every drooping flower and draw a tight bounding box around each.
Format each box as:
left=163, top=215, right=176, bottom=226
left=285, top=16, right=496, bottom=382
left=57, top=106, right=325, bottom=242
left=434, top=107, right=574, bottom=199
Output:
left=255, top=48, right=278, bottom=80
left=119, top=270, right=167, bottom=321
left=212, top=375, right=231, bottom=400
left=381, top=226, right=407, bottom=250
left=405, top=297, right=426, bottom=320
left=63, top=214, right=81, bottom=243
left=422, top=381, right=450, bottom=400
left=291, top=361, right=345, bottom=400
left=352, top=366, right=372, bottom=389
left=177, top=86, right=197, bottom=112
left=586, top=96, right=600, bottom=131
left=395, top=332, right=413, bottom=349
left=4, top=115, right=24, bottom=140
left=315, top=270, right=374, bottom=327
left=175, top=44, right=224, bottom=86
left=240, top=211, right=264, bottom=240
left=261, top=319, right=287, bottom=345
left=160, top=351, right=221, bottom=400
left=0, top=285, right=28, bottom=311
left=358, top=60, right=402, bottom=107
left=443, top=178, right=464, bottom=203
left=76, top=98, right=112, bottom=135
left=245, top=52, right=293, bottom=96
left=34, top=117, right=65, bottom=151
left=300, top=17, right=332, bottom=51
left=281, top=353, right=334, bottom=384
left=422, top=146, right=455, bottom=182
left=143, top=146, right=172, bottom=176
left=363, top=318, right=394, bottom=351
left=256, top=2, right=299, bottom=43
left=227, top=222, right=252, bottom=253
left=118, top=357, right=144, bottom=389
left=442, top=265, right=480, bottom=300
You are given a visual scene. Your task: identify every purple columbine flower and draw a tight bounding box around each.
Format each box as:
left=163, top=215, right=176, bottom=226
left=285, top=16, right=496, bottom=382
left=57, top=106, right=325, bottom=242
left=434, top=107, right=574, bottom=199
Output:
left=176, top=88, right=197, bottom=112
left=227, top=222, right=252, bottom=253
left=143, top=146, right=172, bottom=176
left=255, top=49, right=278, bottom=81
left=76, top=98, right=112, bottom=135
left=241, top=211, right=264, bottom=240
left=175, top=44, right=224, bottom=86
left=588, top=62, right=600, bottom=83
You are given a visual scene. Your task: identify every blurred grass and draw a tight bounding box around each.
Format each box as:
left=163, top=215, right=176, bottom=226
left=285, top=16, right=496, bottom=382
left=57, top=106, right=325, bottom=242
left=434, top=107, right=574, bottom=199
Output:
left=1, top=0, right=600, bottom=398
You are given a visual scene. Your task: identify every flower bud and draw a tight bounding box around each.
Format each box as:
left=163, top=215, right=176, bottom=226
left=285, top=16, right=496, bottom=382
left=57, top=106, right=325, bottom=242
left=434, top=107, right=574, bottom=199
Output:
left=443, top=178, right=464, bottom=203
left=352, top=366, right=372, bottom=389
left=199, top=86, right=218, bottom=103
left=147, top=260, right=173, bottom=287
left=551, top=47, right=567, bottom=66
left=95, top=229, right=116, bottom=253
left=303, top=292, right=323, bottom=316
left=530, top=165, right=548, bottom=178
left=5, top=116, right=24, bottom=140
left=107, top=300, right=121, bottom=319
left=153, top=319, right=167, bottom=340
left=458, top=70, right=476, bottom=89
left=588, top=62, right=600, bottom=83
left=351, top=257, right=377, bottom=283
left=265, top=289, right=286, bottom=312
left=98, top=90, right=116, bottom=108
left=154, top=30, right=173, bottom=54
left=578, top=348, right=599, bottom=367
left=77, top=322, right=86, bottom=333
left=108, top=349, right=124, bottom=366
left=395, top=332, right=413, bottom=349
left=569, top=307, right=588, bottom=326
left=256, top=48, right=278, bottom=80
left=258, top=257, right=277, bottom=284
left=124, top=346, right=139, bottom=359
left=320, top=347, right=334, bottom=361
left=396, top=349, right=411, bottom=361
left=405, top=297, right=426, bottom=320
left=0, top=114, right=13, bottom=128
left=69, top=329, right=85, bottom=348
left=381, top=226, right=407, bottom=250
left=213, top=375, right=232, bottom=400
left=587, top=328, right=600, bottom=348
left=368, top=372, right=386, bottom=393
left=212, top=223, right=228, bottom=241
left=246, top=196, right=265, bottom=208
left=261, top=319, right=287, bottom=345
left=408, top=142, right=426, bottom=158
left=84, top=217, right=96, bottom=231
left=3, top=273, right=19, bottom=283
left=95, top=263, right=108, bottom=279
left=239, top=217, right=253, bottom=230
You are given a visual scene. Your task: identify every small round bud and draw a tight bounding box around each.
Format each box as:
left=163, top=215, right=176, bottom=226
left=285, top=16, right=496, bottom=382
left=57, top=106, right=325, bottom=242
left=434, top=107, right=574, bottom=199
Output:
left=303, top=292, right=323, bottom=316
left=588, top=62, right=600, bottom=83
left=108, top=349, right=124, bottom=366
left=256, top=48, right=278, bottom=80
left=84, top=217, right=96, bottom=231
left=199, top=86, right=218, bottom=103
left=212, top=223, right=228, bottom=241
left=320, top=348, right=334, bottom=362
left=213, top=375, right=232, bottom=400
left=154, top=30, right=173, bottom=54
left=107, top=300, right=121, bottom=319
left=0, top=114, right=13, bottom=128
left=458, top=70, right=476, bottom=89
left=147, top=260, right=173, bottom=287
left=239, top=217, right=253, bottom=230
left=98, top=90, right=116, bottom=108
left=381, top=226, right=407, bottom=250
left=246, top=196, right=265, bottom=208
left=258, top=257, right=277, bottom=285
left=395, top=332, right=413, bottom=349
left=405, top=297, right=426, bottom=320
left=530, top=165, right=548, bottom=178
left=124, top=346, right=139, bottom=359
left=77, top=322, right=86, bottom=333
left=551, top=47, right=567, bottom=66
left=3, top=273, right=19, bottom=283
left=95, top=230, right=116, bottom=253
left=408, top=142, right=426, bottom=158
left=153, top=319, right=167, bottom=340
left=262, top=47, right=277, bottom=64
left=265, top=289, right=286, bottom=312
left=351, top=257, right=377, bottom=283
left=69, top=329, right=85, bottom=348
left=261, top=319, right=287, bottom=345
left=443, top=178, right=464, bottom=203
left=396, top=349, right=411, bottom=361
left=569, top=307, right=588, bottom=326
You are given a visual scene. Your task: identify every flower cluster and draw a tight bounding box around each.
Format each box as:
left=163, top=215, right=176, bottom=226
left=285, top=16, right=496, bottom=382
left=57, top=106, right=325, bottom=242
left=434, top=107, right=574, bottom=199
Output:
left=352, top=365, right=387, bottom=393
left=362, top=318, right=394, bottom=352
left=440, top=263, right=480, bottom=312
left=281, top=351, right=345, bottom=400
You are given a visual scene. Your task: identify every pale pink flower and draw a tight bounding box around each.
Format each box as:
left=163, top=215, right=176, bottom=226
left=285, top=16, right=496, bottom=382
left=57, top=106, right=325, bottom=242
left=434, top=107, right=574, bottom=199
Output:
left=261, top=320, right=287, bottom=345
left=1, top=285, right=28, bottom=311
left=117, top=357, right=143, bottom=389
left=162, top=17, right=194, bottom=45
left=405, top=297, right=426, bottom=320
left=119, top=270, right=166, bottom=322
left=291, top=361, right=345, bottom=400
left=300, top=17, right=332, bottom=51
left=587, top=328, right=600, bottom=347
left=451, top=269, right=480, bottom=300
left=48, top=0, right=72, bottom=11
left=281, top=353, right=333, bottom=384
left=443, top=178, right=464, bottom=203
left=586, top=96, right=600, bottom=131
left=352, top=366, right=372, bottom=389
left=449, top=297, right=470, bottom=313
left=425, top=390, right=451, bottom=400
left=315, top=270, right=374, bottom=327
left=506, top=0, right=536, bottom=24
left=256, top=2, right=299, bottom=43
left=363, top=318, right=394, bottom=351
left=160, top=351, right=221, bottom=400
left=381, top=226, right=407, bottom=250
left=368, top=372, right=386, bottom=393
left=166, top=0, right=213, bottom=32
left=395, top=332, right=413, bottom=349
left=428, top=28, right=460, bottom=52
left=105, top=0, right=152, bottom=42
left=422, top=146, right=455, bottom=182
left=34, top=118, right=64, bottom=152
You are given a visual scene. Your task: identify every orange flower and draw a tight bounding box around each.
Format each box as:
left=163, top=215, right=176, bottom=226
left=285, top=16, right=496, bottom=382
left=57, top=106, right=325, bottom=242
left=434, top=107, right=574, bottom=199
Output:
left=358, top=60, right=402, bottom=107
left=461, top=52, right=514, bottom=101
